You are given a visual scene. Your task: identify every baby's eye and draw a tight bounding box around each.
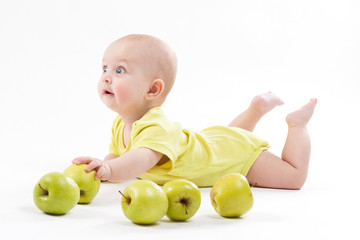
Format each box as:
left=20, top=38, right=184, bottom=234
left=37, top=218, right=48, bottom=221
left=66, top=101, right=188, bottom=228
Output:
left=116, top=67, right=126, bottom=74
left=103, top=66, right=109, bottom=73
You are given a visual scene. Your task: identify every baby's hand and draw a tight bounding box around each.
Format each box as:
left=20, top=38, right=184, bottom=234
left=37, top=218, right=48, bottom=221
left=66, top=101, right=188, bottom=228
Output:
left=72, top=156, right=111, bottom=181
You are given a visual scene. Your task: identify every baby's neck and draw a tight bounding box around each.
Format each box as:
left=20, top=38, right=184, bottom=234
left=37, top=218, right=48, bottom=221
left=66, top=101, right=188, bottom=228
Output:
left=121, top=114, right=141, bottom=129
left=120, top=106, right=156, bottom=128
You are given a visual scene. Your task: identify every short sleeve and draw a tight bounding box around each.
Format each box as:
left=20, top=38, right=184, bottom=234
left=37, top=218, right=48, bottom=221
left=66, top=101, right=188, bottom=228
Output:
left=129, top=117, right=184, bottom=175
left=131, top=123, right=179, bottom=162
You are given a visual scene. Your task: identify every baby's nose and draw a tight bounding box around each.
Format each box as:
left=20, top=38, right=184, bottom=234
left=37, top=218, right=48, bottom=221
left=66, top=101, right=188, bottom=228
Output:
left=102, top=75, right=112, bottom=84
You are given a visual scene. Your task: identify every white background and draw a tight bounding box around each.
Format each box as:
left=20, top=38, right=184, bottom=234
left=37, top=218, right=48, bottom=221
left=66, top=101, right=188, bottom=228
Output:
left=1, top=0, right=359, bottom=239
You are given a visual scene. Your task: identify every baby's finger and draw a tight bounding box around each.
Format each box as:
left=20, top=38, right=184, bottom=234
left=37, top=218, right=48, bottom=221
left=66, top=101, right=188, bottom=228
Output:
left=85, top=159, right=101, bottom=172
left=72, top=156, right=95, bottom=165
left=95, top=167, right=105, bottom=180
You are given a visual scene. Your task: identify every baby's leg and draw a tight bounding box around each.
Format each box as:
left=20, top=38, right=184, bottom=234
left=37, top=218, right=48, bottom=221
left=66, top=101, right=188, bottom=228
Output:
left=229, top=92, right=284, bottom=132
left=246, top=98, right=317, bottom=189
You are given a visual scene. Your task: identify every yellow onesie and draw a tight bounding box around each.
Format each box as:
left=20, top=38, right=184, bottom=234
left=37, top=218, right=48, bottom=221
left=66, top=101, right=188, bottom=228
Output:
left=109, top=107, right=270, bottom=187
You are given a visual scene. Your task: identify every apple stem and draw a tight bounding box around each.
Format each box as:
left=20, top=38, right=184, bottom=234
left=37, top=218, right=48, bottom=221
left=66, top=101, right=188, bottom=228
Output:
left=118, top=190, right=126, bottom=198
left=118, top=190, right=131, bottom=204
left=38, top=183, right=48, bottom=195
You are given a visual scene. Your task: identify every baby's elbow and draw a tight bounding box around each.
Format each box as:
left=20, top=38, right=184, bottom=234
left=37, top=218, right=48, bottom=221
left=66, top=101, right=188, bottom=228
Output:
left=287, top=173, right=307, bottom=190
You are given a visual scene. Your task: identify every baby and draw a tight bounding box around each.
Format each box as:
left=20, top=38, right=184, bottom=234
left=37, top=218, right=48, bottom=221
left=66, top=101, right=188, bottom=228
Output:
left=73, top=34, right=317, bottom=189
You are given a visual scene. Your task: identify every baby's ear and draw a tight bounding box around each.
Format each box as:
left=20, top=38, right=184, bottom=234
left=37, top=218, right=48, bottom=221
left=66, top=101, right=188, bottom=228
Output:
left=145, top=79, right=164, bottom=100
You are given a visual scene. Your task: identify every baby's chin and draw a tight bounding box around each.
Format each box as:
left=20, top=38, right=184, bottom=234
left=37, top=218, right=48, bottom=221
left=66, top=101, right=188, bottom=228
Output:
left=100, top=95, right=116, bottom=109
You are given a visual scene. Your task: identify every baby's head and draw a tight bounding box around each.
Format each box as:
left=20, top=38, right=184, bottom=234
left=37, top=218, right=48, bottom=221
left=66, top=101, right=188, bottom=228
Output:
left=98, top=34, right=177, bottom=116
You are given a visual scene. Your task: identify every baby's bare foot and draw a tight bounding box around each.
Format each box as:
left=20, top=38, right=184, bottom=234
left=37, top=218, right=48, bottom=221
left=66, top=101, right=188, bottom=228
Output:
left=249, top=92, right=284, bottom=116
left=286, top=98, right=317, bottom=128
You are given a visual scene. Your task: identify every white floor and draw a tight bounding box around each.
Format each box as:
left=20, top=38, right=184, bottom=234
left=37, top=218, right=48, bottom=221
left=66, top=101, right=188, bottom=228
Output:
left=1, top=177, right=358, bottom=240
left=1, top=1, right=360, bottom=239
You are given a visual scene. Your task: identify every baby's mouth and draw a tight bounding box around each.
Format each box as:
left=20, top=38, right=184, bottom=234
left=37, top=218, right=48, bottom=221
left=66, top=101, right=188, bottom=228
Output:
left=103, top=89, right=114, bottom=96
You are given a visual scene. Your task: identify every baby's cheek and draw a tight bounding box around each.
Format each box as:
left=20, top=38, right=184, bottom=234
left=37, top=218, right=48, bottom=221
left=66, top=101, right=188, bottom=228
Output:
left=113, top=82, right=131, bottom=102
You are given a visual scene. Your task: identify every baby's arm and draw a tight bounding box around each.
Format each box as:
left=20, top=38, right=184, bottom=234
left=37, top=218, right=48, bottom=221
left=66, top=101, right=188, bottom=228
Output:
left=72, top=148, right=163, bottom=182
left=103, top=153, right=118, bottom=161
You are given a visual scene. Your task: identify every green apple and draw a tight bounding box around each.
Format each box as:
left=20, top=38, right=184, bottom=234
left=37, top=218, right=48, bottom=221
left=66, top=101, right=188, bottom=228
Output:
left=119, top=180, right=168, bottom=225
left=64, top=164, right=101, bottom=204
left=210, top=173, right=254, bottom=218
left=162, top=179, right=201, bottom=221
left=33, top=172, right=80, bottom=215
